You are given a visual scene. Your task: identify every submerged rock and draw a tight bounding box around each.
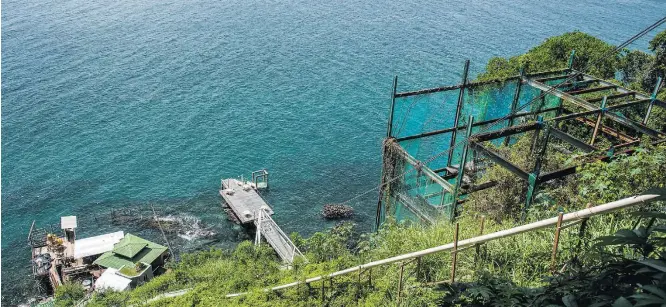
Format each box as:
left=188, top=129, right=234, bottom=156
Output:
left=322, top=204, right=354, bottom=219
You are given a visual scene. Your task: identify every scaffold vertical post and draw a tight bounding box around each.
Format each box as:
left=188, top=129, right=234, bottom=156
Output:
left=525, top=122, right=549, bottom=219
left=590, top=96, right=607, bottom=145
left=451, top=115, right=474, bottom=220
left=387, top=76, right=398, bottom=138
left=447, top=60, right=471, bottom=167
left=567, top=50, right=576, bottom=69
left=505, top=67, right=524, bottom=146
left=643, top=76, right=663, bottom=125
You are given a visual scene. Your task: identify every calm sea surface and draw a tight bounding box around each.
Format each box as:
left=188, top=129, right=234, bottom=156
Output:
left=2, top=0, right=664, bottom=303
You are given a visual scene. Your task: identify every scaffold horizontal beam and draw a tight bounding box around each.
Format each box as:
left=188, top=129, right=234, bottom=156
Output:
left=468, top=142, right=529, bottom=181
left=523, top=76, right=662, bottom=138
left=550, top=127, right=597, bottom=153
left=471, top=122, right=540, bottom=143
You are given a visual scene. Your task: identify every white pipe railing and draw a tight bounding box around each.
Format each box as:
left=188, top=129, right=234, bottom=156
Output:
left=225, top=192, right=664, bottom=297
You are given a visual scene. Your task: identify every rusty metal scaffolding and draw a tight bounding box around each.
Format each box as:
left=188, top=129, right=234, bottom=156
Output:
left=376, top=58, right=665, bottom=227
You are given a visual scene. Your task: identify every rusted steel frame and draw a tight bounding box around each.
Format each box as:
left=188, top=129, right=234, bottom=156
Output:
left=590, top=97, right=607, bottom=145
left=565, top=85, right=616, bottom=95
left=469, top=142, right=530, bottom=181
left=462, top=181, right=498, bottom=194
left=551, top=212, right=564, bottom=272
left=535, top=73, right=578, bottom=83
left=396, top=107, right=558, bottom=142
left=523, top=77, right=662, bottom=138
left=587, top=91, right=636, bottom=103
left=394, top=68, right=570, bottom=98
left=538, top=144, right=645, bottom=183
left=606, top=99, right=651, bottom=111
left=472, top=122, right=540, bottom=142
left=614, top=140, right=641, bottom=149
left=574, top=116, right=637, bottom=143
left=550, top=127, right=597, bottom=153
left=557, top=79, right=598, bottom=89
left=395, top=84, right=462, bottom=98
left=549, top=109, right=600, bottom=122
left=448, top=60, right=471, bottom=167
left=576, top=71, right=648, bottom=96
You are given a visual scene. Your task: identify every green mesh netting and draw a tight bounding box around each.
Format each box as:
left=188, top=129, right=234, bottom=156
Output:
left=381, top=72, right=570, bottom=225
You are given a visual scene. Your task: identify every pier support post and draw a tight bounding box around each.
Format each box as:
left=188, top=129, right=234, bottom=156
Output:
left=447, top=60, right=471, bottom=168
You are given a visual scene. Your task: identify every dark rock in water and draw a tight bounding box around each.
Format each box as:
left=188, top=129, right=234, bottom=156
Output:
left=322, top=204, right=353, bottom=219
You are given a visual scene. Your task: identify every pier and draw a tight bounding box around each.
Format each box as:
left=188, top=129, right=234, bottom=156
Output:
left=219, top=176, right=304, bottom=264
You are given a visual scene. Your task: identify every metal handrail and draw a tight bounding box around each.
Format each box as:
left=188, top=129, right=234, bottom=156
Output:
left=224, top=192, right=665, bottom=297
left=255, top=209, right=306, bottom=262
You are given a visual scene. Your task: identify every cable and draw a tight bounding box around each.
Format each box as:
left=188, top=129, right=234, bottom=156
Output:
left=336, top=15, right=666, bottom=207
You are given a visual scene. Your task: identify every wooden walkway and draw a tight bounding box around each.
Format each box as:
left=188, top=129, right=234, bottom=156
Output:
left=220, top=178, right=304, bottom=263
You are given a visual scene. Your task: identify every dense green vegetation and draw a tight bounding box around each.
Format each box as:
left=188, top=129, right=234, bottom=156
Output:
left=54, top=282, right=86, bottom=307
left=78, top=31, right=666, bottom=306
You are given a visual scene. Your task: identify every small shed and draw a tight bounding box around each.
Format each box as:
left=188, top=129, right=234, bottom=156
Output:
left=61, top=216, right=78, bottom=243
left=94, top=268, right=131, bottom=292
left=93, top=234, right=168, bottom=271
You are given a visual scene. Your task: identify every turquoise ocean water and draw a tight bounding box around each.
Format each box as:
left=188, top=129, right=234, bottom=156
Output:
left=2, top=0, right=665, bottom=303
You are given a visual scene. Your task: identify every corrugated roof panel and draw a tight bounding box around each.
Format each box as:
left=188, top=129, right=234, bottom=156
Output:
left=113, top=242, right=147, bottom=258
left=93, top=233, right=167, bottom=269
left=74, top=231, right=124, bottom=259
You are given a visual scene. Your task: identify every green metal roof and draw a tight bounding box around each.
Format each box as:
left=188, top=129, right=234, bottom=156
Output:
left=93, top=234, right=167, bottom=270
left=113, top=242, right=147, bottom=258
